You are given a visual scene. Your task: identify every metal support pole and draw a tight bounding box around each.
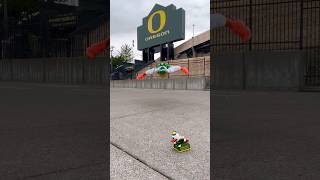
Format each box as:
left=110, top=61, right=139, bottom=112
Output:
left=40, top=0, right=49, bottom=57
left=160, top=44, right=164, bottom=61
left=2, top=0, right=8, bottom=59
left=167, top=43, right=170, bottom=61
left=203, top=57, right=205, bottom=76
left=299, top=0, right=304, bottom=50
left=192, top=24, right=196, bottom=57
left=188, top=58, right=190, bottom=78
left=3, top=0, right=8, bottom=41
left=249, top=0, right=253, bottom=51
left=110, top=46, right=114, bottom=74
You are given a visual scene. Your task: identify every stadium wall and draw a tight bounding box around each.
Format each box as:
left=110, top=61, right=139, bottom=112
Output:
left=111, top=77, right=210, bottom=90
left=0, top=57, right=107, bottom=84
left=213, top=50, right=306, bottom=91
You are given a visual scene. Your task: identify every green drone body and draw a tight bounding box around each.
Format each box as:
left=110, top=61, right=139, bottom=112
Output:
left=156, top=63, right=171, bottom=75
left=136, top=63, right=189, bottom=80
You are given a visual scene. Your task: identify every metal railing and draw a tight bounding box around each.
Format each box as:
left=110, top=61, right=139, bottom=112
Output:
left=211, top=0, right=320, bottom=86
left=0, top=16, right=108, bottom=59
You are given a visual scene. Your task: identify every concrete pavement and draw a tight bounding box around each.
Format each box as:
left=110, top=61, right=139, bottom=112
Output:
left=4, top=82, right=317, bottom=179
left=110, top=144, right=168, bottom=180
left=110, top=88, right=210, bottom=180
left=0, top=82, right=108, bottom=180
left=213, top=91, right=320, bottom=180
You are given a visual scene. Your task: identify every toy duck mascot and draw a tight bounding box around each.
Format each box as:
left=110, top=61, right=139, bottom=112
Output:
left=170, top=130, right=191, bottom=152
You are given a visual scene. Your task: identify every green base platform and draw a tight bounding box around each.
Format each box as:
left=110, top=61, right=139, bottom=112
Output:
left=173, top=142, right=191, bottom=153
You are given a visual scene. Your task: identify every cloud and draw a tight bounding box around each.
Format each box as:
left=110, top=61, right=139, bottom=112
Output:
left=111, top=0, right=209, bottom=59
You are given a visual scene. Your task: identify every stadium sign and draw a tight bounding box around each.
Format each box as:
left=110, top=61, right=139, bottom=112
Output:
left=53, top=0, right=79, bottom=6
left=48, top=13, right=77, bottom=28
left=137, top=4, right=185, bottom=50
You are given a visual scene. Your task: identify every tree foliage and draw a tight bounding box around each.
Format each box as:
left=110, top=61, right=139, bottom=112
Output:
left=3, top=0, right=39, bottom=17
left=111, top=44, right=134, bottom=68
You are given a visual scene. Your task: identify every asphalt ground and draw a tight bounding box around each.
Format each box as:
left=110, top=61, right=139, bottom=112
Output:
left=0, top=82, right=108, bottom=180
left=110, top=88, right=210, bottom=180
left=3, top=82, right=317, bottom=180
left=110, top=144, right=168, bottom=180
left=213, top=91, right=320, bottom=180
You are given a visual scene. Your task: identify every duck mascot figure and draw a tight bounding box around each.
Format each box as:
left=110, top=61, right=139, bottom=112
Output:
left=136, top=63, right=189, bottom=80
left=170, top=131, right=191, bottom=153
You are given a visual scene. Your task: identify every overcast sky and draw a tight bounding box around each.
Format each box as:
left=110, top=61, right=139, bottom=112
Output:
left=110, top=0, right=209, bottom=60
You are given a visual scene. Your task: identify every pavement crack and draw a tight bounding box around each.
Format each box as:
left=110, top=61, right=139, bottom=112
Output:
left=110, top=142, right=174, bottom=180
left=111, top=107, right=176, bottom=121
left=19, top=161, right=106, bottom=179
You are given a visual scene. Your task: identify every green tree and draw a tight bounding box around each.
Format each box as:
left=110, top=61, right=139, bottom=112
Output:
left=111, top=44, right=134, bottom=69
left=2, top=0, right=39, bottom=17
left=119, top=44, right=134, bottom=62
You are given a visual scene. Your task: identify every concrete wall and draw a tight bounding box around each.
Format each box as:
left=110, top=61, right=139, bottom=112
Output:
left=111, top=77, right=210, bottom=90
left=213, top=52, right=245, bottom=89
left=213, top=50, right=305, bottom=91
left=0, top=57, right=108, bottom=84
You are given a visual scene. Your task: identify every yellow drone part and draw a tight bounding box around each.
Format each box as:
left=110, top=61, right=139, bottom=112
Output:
left=173, top=147, right=191, bottom=153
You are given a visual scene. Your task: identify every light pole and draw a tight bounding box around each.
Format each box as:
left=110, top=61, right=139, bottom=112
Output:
left=193, top=24, right=195, bottom=38
left=110, top=46, right=114, bottom=74
left=192, top=24, right=196, bottom=58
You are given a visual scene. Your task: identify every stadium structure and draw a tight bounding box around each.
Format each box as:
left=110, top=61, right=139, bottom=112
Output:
left=112, top=30, right=210, bottom=80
